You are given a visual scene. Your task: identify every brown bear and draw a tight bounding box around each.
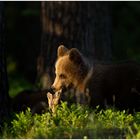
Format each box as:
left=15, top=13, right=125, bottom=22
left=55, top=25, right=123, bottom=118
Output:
left=50, top=45, right=140, bottom=112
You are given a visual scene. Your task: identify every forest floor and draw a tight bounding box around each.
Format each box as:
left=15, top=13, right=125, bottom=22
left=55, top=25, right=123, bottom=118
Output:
left=1, top=75, right=140, bottom=139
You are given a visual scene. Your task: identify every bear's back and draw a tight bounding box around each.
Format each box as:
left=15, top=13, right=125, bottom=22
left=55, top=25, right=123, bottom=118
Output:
left=87, top=61, right=140, bottom=111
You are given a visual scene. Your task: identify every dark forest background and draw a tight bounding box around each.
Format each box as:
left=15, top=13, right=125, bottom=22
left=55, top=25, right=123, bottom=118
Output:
left=5, top=2, right=140, bottom=97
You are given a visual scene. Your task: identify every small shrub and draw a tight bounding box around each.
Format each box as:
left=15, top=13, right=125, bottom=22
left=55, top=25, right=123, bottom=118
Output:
left=11, top=108, right=33, bottom=138
left=96, top=109, right=133, bottom=129
left=1, top=102, right=140, bottom=139
left=52, top=102, right=90, bottom=128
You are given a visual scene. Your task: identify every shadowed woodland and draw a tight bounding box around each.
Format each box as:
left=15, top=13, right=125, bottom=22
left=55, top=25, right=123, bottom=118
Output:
left=1, top=1, right=140, bottom=138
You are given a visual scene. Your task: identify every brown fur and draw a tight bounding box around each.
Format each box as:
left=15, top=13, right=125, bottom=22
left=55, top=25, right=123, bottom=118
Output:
left=51, top=45, right=140, bottom=111
left=52, top=45, right=89, bottom=93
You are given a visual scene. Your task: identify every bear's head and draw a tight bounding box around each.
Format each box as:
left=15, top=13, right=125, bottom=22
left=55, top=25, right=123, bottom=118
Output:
left=52, top=45, right=88, bottom=92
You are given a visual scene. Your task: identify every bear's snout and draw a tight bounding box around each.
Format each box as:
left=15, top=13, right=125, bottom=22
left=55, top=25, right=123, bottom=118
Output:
left=48, top=86, right=55, bottom=94
left=51, top=85, right=56, bottom=93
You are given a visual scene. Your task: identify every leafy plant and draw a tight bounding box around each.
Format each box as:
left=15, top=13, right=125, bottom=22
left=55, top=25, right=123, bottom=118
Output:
left=1, top=102, right=140, bottom=139
left=11, top=108, right=33, bottom=138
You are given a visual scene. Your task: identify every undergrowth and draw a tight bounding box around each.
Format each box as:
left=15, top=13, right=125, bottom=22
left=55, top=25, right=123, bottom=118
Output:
left=1, top=102, right=140, bottom=139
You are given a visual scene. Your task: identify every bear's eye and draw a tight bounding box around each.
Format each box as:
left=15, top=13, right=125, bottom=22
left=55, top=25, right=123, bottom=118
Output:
left=59, top=74, right=66, bottom=79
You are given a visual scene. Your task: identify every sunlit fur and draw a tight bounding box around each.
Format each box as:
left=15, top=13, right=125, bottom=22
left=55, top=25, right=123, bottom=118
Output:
left=52, top=46, right=91, bottom=94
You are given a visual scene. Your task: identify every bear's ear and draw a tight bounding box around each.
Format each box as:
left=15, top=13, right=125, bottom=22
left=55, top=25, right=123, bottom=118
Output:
left=69, top=48, right=83, bottom=64
left=57, top=45, right=68, bottom=57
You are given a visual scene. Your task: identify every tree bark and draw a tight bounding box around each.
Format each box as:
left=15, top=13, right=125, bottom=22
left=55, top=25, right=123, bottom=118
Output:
left=37, top=2, right=112, bottom=88
left=0, top=2, right=11, bottom=127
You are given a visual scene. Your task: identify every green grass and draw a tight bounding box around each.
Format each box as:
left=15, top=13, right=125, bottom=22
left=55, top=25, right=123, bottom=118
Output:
left=1, top=102, right=140, bottom=139
left=6, top=71, right=140, bottom=139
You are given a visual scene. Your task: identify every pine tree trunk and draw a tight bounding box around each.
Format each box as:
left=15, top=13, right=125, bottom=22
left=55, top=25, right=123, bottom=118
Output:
left=0, top=2, right=11, bottom=127
left=37, top=2, right=112, bottom=88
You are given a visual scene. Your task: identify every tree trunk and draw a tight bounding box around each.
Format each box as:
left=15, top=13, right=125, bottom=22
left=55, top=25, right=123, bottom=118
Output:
left=37, top=1, right=112, bottom=89
left=0, top=2, right=11, bottom=127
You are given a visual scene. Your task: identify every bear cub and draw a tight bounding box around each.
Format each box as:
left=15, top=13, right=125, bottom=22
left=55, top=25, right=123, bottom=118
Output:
left=50, top=45, right=140, bottom=111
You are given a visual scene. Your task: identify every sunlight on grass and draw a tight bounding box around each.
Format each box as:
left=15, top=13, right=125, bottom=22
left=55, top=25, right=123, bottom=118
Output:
left=1, top=102, right=140, bottom=139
